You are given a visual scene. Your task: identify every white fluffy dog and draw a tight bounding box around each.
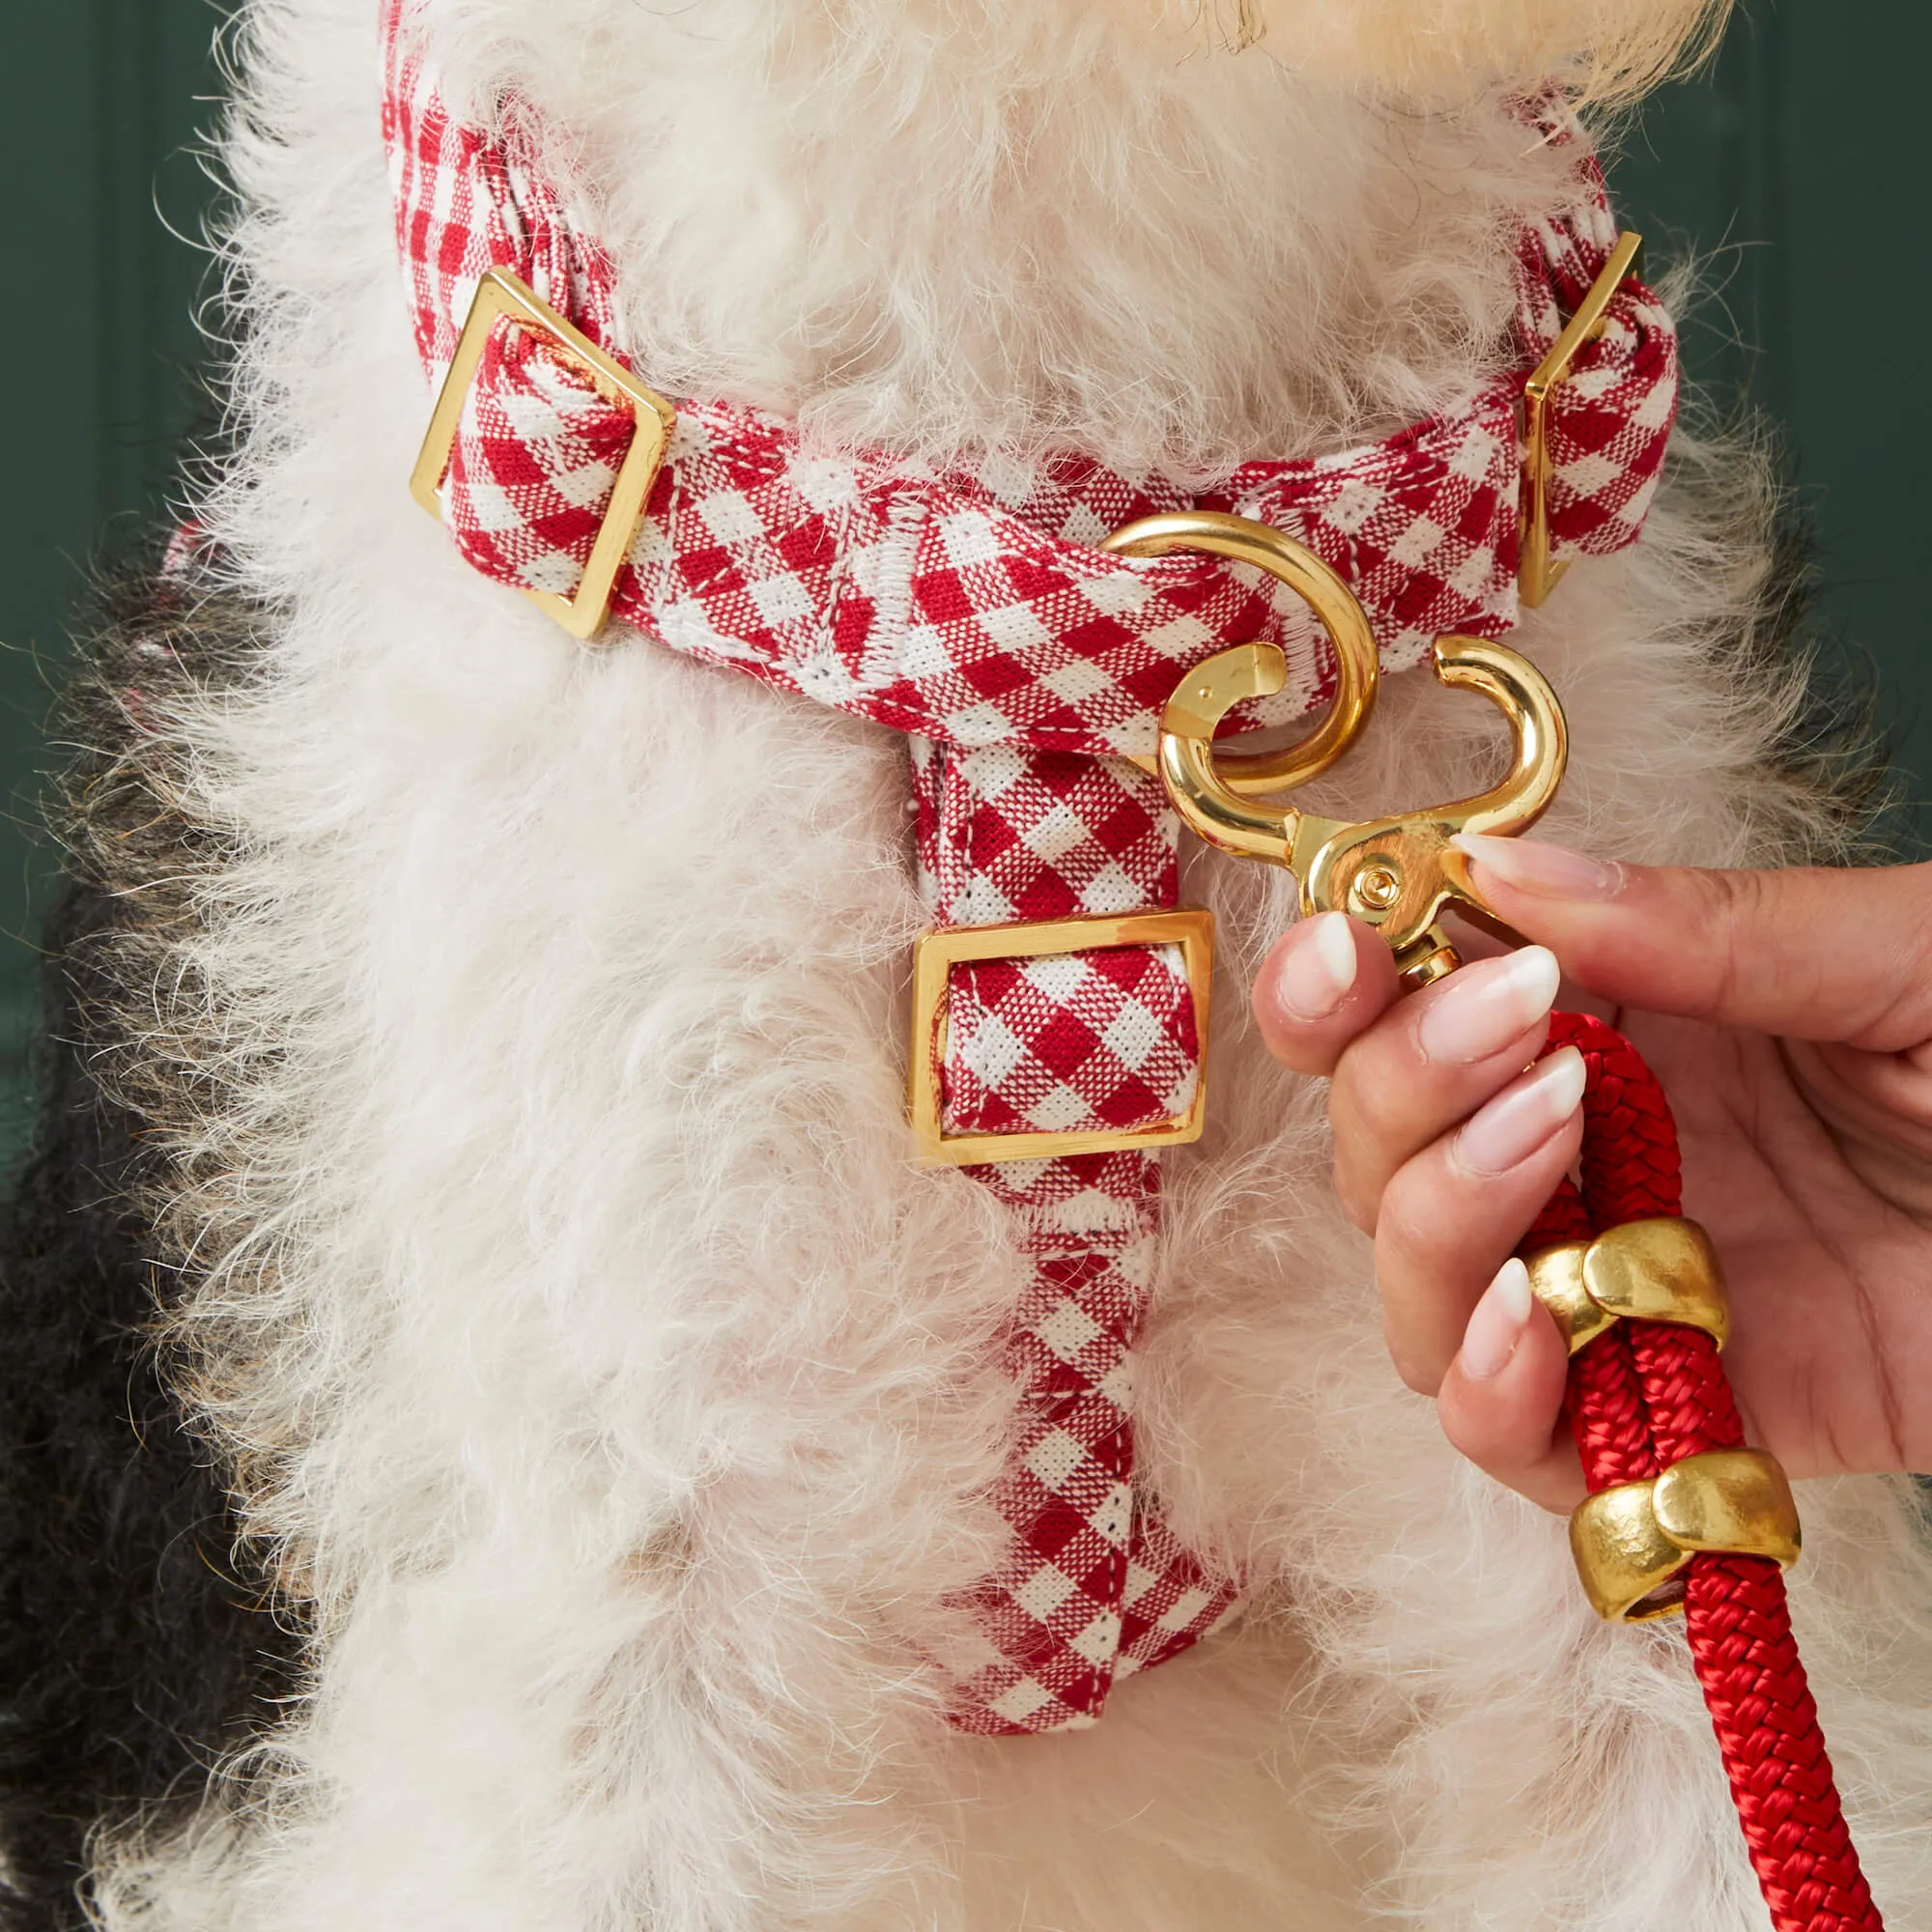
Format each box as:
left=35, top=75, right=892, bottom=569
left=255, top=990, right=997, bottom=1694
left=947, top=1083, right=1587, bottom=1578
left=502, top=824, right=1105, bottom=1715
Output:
left=21, top=0, right=1932, bottom=1926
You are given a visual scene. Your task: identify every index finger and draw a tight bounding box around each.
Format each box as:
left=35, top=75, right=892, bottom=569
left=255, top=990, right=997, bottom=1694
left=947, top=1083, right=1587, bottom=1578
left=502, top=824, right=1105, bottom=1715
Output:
left=1455, top=836, right=1932, bottom=1052
left=1253, top=912, right=1404, bottom=1076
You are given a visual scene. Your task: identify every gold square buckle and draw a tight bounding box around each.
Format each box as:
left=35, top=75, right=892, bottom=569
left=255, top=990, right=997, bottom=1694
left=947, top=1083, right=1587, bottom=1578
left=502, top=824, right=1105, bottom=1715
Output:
left=1520, top=230, right=1643, bottom=610
left=411, top=267, right=678, bottom=640
left=908, top=909, right=1215, bottom=1166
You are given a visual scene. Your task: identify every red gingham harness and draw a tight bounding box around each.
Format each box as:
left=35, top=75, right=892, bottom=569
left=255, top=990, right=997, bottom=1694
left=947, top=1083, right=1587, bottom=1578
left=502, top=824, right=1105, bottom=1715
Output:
left=380, top=2, right=1680, bottom=1734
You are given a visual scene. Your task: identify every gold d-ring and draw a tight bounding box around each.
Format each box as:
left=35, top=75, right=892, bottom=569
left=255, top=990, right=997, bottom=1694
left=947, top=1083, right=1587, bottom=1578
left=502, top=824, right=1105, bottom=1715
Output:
left=1100, top=512, right=1380, bottom=797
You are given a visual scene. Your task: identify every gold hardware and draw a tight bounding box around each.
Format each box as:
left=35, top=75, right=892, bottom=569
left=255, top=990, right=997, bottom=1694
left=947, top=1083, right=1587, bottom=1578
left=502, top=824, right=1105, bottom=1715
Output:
left=1570, top=1449, right=1802, bottom=1624
left=1655, top=1449, right=1802, bottom=1566
left=1525, top=1243, right=1616, bottom=1356
left=1525, top=1218, right=1732, bottom=1357
left=412, top=268, right=678, bottom=640
left=1101, top=513, right=1380, bottom=798
left=907, top=910, right=1215, bottom=1166
left=1520, top=231, right=1645, bottom=609
left=1150, top=606, right=1568, bottom=984
left=1569, top=1480, right=1692, bottom=1623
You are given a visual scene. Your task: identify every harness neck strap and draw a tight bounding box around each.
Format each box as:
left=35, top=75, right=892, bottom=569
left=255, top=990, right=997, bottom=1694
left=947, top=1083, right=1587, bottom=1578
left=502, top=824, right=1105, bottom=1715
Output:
left=384, top=7, right=1679, bottom=763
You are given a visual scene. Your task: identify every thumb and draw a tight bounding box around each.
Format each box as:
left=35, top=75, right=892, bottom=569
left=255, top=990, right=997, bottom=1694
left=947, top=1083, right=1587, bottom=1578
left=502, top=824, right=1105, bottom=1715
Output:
left=1453, top=834, right=1932, bottom=1051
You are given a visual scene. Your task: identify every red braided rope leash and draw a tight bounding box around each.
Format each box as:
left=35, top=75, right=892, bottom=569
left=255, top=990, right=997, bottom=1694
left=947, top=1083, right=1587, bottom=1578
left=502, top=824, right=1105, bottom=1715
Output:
left=1527, top=1013, right=1882, bottom=1931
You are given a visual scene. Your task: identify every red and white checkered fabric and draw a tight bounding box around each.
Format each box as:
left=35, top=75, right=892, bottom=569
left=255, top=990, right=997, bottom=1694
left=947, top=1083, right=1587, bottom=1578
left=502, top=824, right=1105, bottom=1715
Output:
left=381, top=0, right=1677, bottom=1733
left=944, top=1196, right=1240, bottom=1734
left=384, top=7, right=1679, bottom=763
left=1517, top=194, right=1679, bottom=556
left=940, top=945, right=1200, bottom=1143
left=905, top=735, right=1236, bottom=1729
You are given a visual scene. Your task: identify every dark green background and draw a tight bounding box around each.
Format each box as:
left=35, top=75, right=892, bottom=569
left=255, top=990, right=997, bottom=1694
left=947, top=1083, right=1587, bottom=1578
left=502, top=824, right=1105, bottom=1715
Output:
left=3, top=2, right=1928, bottom=1156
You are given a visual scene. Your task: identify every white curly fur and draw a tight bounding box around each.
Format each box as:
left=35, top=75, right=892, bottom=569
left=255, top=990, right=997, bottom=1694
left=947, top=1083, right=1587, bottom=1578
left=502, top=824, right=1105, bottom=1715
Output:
left=82, top=0, right=1932, bottom=1925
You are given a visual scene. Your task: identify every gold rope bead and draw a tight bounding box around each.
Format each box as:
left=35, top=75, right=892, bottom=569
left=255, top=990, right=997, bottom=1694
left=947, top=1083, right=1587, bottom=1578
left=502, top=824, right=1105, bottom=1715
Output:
left=1524, top=1217, right=1731, bottom=1357
left=1570, top=1449, right=1803, bottom=1623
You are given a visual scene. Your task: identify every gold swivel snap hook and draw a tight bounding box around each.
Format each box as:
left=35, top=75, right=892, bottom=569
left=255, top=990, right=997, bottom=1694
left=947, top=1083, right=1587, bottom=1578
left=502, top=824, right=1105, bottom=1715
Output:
left=1103, top=511, right=1569, bottom=986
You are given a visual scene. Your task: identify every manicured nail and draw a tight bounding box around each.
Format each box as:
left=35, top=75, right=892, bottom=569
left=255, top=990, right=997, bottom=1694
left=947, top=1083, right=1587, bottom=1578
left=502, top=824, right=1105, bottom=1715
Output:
left=1453, top=832, right=1623, bottom=902
left=1460, top=1258, right=1535, bottom=1381
left=1454, top=1047, right=1586, bottom=1177
left=1273, top=912, right=1358, bottom=1022
left=1416, top=948, right=1560, bottom=1066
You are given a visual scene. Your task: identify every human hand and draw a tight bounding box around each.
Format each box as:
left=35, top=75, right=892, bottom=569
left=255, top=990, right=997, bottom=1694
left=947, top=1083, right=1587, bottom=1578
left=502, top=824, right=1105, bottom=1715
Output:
left=1252, top=836, right=1932, bottom=1510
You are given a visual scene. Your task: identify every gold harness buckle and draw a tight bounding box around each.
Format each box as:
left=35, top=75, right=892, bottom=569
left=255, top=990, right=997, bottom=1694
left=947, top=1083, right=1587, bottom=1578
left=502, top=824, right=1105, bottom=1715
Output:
left=1520, top=230, right=1645, bottom=610
left=908, top=910, right=1215, bottom=1167
left=412, top=268, right=677, bottom=639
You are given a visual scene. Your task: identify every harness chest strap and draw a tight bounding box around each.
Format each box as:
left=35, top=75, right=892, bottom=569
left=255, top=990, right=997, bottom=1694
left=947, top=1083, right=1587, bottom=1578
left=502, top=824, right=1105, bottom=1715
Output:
left=382, top=0, right=1678, bottom=1733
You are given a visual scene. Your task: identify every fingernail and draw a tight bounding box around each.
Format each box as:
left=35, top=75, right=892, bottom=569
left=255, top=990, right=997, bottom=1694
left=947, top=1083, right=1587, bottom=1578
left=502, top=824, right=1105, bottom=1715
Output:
left=1273, top=912, right=1358, bottom=1022
left=1453, top=833, right=1623, bottom=902
left=1460, top=1258, right=1535, bottom=1381
left=1454, top=1047, right=1586, bottom=1177
left=1416, top=947, right=1560, bottom=1066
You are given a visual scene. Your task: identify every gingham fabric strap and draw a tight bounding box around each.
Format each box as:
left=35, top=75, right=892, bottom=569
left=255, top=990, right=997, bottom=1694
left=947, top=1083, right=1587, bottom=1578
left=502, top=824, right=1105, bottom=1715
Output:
left=383, top=8, right=1678, bottom=764
left=381, top=0, right=1677, bottom=1733
left=912, top=740, right=1236, bottom=1727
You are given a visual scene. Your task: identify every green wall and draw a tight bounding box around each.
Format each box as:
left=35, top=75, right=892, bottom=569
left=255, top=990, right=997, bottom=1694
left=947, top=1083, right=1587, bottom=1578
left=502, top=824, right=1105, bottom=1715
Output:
left=1616, top=7, right=1932, bottom=831
left=3, top=1, right=1928, bottom=1152
left=0, top=0, right=232, bottom=1148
